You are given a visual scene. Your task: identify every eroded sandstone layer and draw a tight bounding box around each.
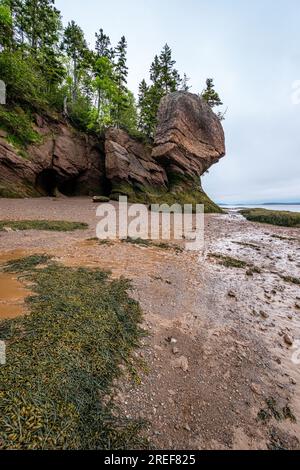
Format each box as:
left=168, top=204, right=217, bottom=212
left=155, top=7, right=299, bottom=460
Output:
left=0, top=92, right=226, bottom=211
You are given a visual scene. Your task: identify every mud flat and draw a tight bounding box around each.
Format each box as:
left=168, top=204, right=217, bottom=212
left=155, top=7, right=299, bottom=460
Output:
left=0, top=198, right=300, bottom=450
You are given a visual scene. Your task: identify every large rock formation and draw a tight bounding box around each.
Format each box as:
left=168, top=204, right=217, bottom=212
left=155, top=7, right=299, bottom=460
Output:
left=152, top=92, right=225, bottom=179
left=0, top=92, right=226, bottom=211
left=0, top=117, right=105, bottom=198
left=105, top=128, right=167, bottom=191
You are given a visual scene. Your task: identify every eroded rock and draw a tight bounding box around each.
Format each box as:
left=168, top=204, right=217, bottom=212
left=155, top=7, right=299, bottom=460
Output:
left=152, top=92, right=225, bottom=179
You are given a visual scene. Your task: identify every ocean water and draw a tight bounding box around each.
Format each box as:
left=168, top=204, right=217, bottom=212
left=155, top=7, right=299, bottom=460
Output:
left=221, top=204, right=300, bottom=213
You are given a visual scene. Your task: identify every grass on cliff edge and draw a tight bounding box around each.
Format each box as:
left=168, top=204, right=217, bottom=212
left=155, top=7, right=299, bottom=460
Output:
left=0, top=220, right=88, bottom=232
left=0, top=256, right=146, bottom=450
left=110, top=180, right=223, bottom=214
left=240, top=208, right=300, bottom=228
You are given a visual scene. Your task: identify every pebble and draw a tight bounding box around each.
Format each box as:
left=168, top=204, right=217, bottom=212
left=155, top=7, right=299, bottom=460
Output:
left=173, top=355, right=189, bottom=372
left=284, top=334, right=293, bottom=346
left=228, top=290, right=237, bottom=298
left=260, top=310, right=269, bottom=319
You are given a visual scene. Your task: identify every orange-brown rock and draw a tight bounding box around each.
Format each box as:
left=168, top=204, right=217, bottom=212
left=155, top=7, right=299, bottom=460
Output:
left=152, top=92, right=225, bottom=178
left=105, top=128, right=167, bottom=189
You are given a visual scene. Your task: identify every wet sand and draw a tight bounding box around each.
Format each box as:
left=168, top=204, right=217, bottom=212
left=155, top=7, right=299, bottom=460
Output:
left=0, top=197, right=299, bottom=449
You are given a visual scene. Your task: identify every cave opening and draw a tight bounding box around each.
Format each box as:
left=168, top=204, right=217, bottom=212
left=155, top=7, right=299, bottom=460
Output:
left=35, top=169, right=58, bottom=196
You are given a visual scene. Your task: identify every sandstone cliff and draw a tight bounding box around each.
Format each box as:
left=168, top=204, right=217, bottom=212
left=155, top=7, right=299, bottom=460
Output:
left=0, top=92, right=225, bottom=212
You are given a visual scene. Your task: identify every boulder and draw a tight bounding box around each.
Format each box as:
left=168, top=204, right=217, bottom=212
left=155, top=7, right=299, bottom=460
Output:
left=0, top=118, right=106, bottom=197
left=105, top=128, right=167, bottom=190
left=152, top=92, right=225, bottom=178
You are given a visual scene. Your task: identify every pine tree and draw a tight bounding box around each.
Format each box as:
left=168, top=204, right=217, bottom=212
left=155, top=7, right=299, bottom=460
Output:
left=150, top=55, right=160, bottom=84
left=181, top=73, right=191, bottom=92
left=0, top=0, right=13, bottom=50
left=137, top=44, right=183, bottom=138
left=21, top=0, right=61, bottom=53
left=62, top=20, right=88, bottom=102
left=159, top=43, right=181, bottom=93
left=95, top=28, right=112, bottom=59
left=138, top=79, right=150, bottom=135
left=113, top=35, right=128, bottom=126
left=201, top=78, right=223, bottom=108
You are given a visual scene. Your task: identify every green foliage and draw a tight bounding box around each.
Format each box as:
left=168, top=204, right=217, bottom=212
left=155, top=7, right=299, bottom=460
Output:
left=0, top=105, right=40, bottom=146
left=0, top=220, right=89, bottom=231
left=0, top=0, right=13, bottom=49
left=209, top=253, right=248, bottom=269
left=0, top=51, right=48, bottom=109
left=240, top=208, right=300, bottom=228
left=201, top=78, right=225, bottom=120
left=202, top=78, right=223, bottom=108
left=0, top=257, right=146, bottom=449
left=110, top=178, right=223, bottom=214
left=138, top=44, right=182, bottom=138
left=61, top=20, right=88, bottom=102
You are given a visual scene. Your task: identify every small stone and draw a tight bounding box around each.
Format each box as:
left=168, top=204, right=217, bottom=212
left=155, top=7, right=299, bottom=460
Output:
left=172, top=347, right=179, bottom=355
left=250, top=383, right=261, bottom=395
left=168, top=389, right=176, bottom=396
left=288, top=314, right=293, bottom=320
left=260, top=310, right=269, bottom=319
left=284, top=334, right=293, bottom=346
left=228, top=290, right=236, bottom=298
left=184, top=424, right=191, bottom=432
left=170, top=338, right=178, bottom=344
left=290, top=378, right=297, bottom=385
left=295, top=303, right=300, bottom=310
left=92, top=196, right=110, bottom=203
left=173, top=355, right=189, bottom=372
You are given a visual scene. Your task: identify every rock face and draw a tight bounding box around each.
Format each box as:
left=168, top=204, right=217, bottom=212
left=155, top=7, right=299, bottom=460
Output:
left=105, top=128, right=167, bottom=191
left=152, top=92, right=225, bottom=178
left=0, top=117, right=105, bottom=198
left=0, top=92, right=226, bottom=211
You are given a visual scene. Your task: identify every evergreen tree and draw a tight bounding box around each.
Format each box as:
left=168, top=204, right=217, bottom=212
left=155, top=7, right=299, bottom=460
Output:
left=181, top=73, right=191, bottom=92
left=113, top=35, right=128, bottom=126
left=138, top=79, right=151, bottom=135
left=0, top=0, right=13, bottom=50
left=201, top=78, right=223, bottom=108
left=95, top=28, right=112, bottom=59
left=62, top=20, right=88, bottom=102
left=159, top=43, right=181, bottom=93
left=137, top=44, right=182, bottom=138
left=21, top=0, right=61, bottom=52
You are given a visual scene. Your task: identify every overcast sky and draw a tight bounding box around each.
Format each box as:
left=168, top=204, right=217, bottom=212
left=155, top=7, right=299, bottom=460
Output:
left=56, top=0, right=300, bottom=203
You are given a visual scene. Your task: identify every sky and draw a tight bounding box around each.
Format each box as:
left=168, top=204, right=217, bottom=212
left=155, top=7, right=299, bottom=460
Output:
left=55, top=0, right=300, bottom=204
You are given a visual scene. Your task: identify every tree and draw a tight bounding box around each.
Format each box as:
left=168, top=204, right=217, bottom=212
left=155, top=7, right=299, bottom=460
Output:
left=0, top=0, right=13, bottom=50
left=181, top=73, right=191, bottom=92
left=159, top=43, right=181, bottom=93
left=95, top=28, right=112, bottom=59
left=92, top=55, right=118, bottom=127
left=138, top=79, right=151, bottom=135
left=62, top=20, right=88, bottom=102
left=21, top=0, right=61, bottom=52
left=201, top=78, right=223, bottom=108
left=137, top=44, right=183, bottom=138
left=113, top=35, right=128, bottom=126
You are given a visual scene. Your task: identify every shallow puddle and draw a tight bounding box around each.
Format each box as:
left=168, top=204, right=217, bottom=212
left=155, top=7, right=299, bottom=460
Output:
left=0, top=250, right=30, bottom=319
left=0, top=272, right=29, bottom=319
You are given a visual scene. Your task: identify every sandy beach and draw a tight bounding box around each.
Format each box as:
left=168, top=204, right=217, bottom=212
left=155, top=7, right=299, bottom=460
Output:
left=0, top=197, right=299, bottom=450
